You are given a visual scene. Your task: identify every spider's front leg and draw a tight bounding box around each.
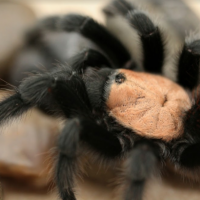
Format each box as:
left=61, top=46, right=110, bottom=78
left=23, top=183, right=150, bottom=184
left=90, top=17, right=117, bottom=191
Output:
left=171, top=92, right=200, bottom=167
left=104, top=0, right=165, bottom=73
left=0, top=69, right=90, bottom=124
left=170, top=39, right=200, bottom=169
left=0, top=49, right=112, bottom=124
left=57, top=112, right=161, bottom=200
left=169, top=88, right=200, bottom=180
left=25, top=13, right=132, bottom=69
left=124, top=141, right=161, bottom=200
left=0, top=49, right=123, bottom=200
left=57, top=118, right=123, bottom=200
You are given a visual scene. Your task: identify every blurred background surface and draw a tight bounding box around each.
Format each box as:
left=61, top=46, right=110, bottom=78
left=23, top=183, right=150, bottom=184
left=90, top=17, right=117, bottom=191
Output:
left=1, top=0, right=200, bottom=200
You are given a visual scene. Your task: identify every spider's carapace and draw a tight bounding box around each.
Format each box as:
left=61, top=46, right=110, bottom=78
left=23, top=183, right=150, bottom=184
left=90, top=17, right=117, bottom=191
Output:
left=106, top=69, right=191, bottom=141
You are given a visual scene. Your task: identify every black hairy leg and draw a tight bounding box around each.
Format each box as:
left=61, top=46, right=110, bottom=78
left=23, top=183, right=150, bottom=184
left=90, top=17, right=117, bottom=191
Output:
left=25, top=14, right=131, bottom=68
left=25, top=16, right=60, bottom=45
left=177, top=40, right=200, bottom=90
left=0, top=49, right=124, bottom=200
left=171, top=91, right=200, bottom=168
left=124, top=141, right=159, bottom=200
left=57, top=118, right=123, bottom=200
left=0, top=68, right=92, bottom=124
left=127, top=11, right=165, bottom=73
left=103, top=0, right=135, bottom=16
left=60, top=14, right=131, bottom=67
left=68, top=48, right=112, bottom=73
left=0, top=93, right=31, bottom=125
left=104, top=0, right=165, bottom=73
left=67, top=49, right=114, bottom=109
left=0, top=47, right=115, bottom=122
left=57, top=120, right=78, bottom=200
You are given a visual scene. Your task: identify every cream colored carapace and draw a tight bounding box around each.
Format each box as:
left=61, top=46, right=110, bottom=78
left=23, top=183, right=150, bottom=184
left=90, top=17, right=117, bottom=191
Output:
left=106, top=69, right=192, bottom=142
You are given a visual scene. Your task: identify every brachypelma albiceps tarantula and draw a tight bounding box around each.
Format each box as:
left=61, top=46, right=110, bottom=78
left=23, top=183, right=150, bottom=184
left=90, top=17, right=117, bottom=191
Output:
left=2, top=0, right=200, bottom=199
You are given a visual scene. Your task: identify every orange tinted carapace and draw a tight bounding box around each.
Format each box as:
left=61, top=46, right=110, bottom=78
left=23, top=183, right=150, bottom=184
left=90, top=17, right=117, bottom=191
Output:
left=106, top=69, right=191, bottom=142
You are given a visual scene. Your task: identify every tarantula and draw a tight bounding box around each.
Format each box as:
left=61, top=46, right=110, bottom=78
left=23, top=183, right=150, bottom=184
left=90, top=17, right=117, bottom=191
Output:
left=1, top=0, right=200, bottom=199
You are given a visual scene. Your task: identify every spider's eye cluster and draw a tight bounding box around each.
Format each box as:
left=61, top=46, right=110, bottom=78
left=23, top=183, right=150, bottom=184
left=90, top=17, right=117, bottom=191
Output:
left=115, top=73, right=126, bottom=84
